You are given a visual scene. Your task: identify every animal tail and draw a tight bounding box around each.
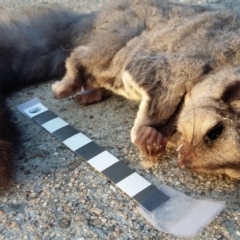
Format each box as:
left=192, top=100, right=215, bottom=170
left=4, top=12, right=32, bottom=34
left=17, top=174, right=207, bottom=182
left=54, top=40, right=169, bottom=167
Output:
left=0, top=5, right=95, bottom=190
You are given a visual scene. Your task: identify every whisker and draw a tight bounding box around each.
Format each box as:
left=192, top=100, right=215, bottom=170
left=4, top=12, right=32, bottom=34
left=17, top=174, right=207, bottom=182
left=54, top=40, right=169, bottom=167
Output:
left=189, top=95, right=196, bottom=145
left=177, top=143, right=184, bottom=152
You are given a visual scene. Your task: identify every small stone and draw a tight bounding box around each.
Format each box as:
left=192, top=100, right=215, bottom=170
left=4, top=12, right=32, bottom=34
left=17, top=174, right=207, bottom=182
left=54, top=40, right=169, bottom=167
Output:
left=30, top=150, right=46, bottom=158
left=90, top=231, right=98, bottom=238
left=27, top=224, right=36, bottom=231
left=110, top=219, right=118, bottom=225
left=90, top=208, right=103, bottom=215
left=29, top=192, right=37, bottom=199
left=68, top=159, right=82, bottom=170
left=74, top=216, right=80, bottom=221
left=50, top=233, right=55, bottom=238
left=92, top=219, right=102, bottom=226
left=34, top=234, right=41, bottom=240
left=10, top=221, right=19, bottom=229
left=65, top=206, right=72, bottom=213
left=59, top=219, right=71, bottom=229
left=110, top=200, right=117, bottom=207
left=109, top=185, right=116, bottom=192
left=43, top=202, right=47, bottom=207
left=236, top=231, right=240, bottom=236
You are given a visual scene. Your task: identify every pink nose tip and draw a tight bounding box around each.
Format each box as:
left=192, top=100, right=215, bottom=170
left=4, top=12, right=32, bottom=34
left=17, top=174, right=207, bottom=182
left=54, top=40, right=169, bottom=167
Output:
left=178, top=155, right=185, bottom=168
left=178, top=154, right=193, bottom=168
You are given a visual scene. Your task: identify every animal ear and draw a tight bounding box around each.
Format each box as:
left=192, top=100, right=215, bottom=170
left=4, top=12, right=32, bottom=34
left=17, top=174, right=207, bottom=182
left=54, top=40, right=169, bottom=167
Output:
left=221, top=81, right=240, bottom=113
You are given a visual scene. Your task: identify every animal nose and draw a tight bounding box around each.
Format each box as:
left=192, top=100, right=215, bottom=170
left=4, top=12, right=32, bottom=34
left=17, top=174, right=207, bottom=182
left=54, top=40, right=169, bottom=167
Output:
left=177, top=142, right=194, bottom=168
left=178, top=154, right=193, bottom=168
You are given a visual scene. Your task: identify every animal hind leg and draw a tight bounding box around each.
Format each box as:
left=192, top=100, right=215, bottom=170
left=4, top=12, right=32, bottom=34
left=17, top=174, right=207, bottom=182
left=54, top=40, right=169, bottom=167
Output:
left=52, top=46, right=87, bottom=99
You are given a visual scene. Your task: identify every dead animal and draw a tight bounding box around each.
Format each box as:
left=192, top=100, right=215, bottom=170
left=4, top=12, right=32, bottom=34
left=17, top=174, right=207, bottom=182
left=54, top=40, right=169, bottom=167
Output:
left=2, top=0, right=240, bottom=190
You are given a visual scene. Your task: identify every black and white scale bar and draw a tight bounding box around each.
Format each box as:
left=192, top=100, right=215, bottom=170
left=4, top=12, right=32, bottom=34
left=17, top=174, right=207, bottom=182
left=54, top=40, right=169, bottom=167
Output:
left=18, top=98, right=170, bottom=212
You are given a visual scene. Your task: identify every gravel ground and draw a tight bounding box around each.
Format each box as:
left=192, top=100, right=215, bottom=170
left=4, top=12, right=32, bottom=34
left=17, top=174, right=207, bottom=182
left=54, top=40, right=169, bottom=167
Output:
left=1, top=0, right=240, bottom=239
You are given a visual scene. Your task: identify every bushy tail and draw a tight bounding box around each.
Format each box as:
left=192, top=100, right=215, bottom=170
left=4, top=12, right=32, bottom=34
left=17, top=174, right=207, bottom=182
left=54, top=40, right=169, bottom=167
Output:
left=0, top=5, right=95, bottom=190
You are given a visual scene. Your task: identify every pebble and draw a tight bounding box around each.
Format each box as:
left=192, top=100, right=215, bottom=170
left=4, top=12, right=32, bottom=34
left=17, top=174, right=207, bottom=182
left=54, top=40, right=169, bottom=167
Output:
left=68, top=160, right=82, bottom=170
left=101, top=218, right=107, bottom=223
left=90, top=208, right=103, bottom=215
left=65, top=206, right=72, bottom=213
left=74, top=216, right=81, bottom=221
left=27, top=225, right=36, bottom=231
left=92, top=219, right=102, bottom=226
left=10, top=221, right=19, bottom=229
left=59, top=219, right=71, bottom=229
left=109, top=185, right=116, bottom=192
left=30, top=150, right=46, bottom=158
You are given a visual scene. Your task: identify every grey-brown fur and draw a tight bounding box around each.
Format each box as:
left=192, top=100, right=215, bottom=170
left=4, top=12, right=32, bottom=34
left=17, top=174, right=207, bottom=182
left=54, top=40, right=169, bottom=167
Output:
left=52, top=0, right=240, bottom=179
left=2, top=0, right=240, bottom=190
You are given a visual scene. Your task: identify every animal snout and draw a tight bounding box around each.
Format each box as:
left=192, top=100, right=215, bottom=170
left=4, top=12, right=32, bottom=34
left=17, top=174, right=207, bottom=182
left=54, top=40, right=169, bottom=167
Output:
left=178, top=154, right=193, bottom=168
left=177, top=143, right=194, bottom=168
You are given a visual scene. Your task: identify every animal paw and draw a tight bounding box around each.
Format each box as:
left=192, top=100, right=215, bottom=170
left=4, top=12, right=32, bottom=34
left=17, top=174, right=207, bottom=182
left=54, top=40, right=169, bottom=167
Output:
left=133, top=125, right=168, bottom=160
left=73, top=88, right=110, bottom=105
left=52, top=80, right=81, bottom=99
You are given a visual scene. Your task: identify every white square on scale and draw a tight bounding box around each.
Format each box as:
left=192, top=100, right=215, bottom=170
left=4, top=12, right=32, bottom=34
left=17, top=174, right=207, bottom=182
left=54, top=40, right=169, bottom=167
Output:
left=42, top=117, right=69, bottom=133
left=63, top=133, right=91, bottom=151
left=88, top=151, right=119, bottom=172
left=116, top=172, right=151, bottom=197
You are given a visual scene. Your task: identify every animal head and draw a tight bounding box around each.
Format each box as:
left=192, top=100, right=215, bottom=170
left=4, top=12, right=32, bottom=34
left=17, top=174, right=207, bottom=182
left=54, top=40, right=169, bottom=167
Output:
left=176, top=66, right=240, bottom=179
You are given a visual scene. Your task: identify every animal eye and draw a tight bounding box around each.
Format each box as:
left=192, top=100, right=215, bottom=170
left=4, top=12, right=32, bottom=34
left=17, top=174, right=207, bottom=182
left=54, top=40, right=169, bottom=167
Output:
left=204, top=123, right=224, bottom=143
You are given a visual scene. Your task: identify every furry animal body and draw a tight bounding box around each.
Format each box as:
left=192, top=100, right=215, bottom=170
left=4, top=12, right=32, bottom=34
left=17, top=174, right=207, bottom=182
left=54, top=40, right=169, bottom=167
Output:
left=1, top=0, right=240, bottom=189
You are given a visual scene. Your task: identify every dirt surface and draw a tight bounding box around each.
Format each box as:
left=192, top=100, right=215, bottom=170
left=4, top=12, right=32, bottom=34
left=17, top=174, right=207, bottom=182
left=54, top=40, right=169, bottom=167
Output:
left=1, top=0, right=240, bottom=239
